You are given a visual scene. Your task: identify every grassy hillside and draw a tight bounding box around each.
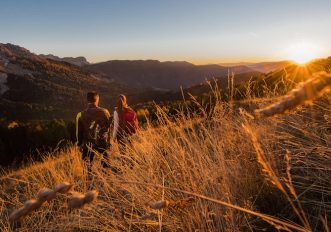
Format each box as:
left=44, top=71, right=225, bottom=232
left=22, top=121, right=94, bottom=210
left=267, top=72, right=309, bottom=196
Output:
left=0, top=43, right=142, bottom=121
left=0, top=88, right=330, bottom=231
left=1, top=44, right=330, bottom=230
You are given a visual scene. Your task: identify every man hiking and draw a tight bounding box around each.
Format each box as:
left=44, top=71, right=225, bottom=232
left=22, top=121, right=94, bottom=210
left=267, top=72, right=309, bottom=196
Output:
left=76, top=91, right=111, bottom=165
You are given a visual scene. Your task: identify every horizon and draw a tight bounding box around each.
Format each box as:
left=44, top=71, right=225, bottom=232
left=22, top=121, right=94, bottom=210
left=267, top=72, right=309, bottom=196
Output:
left=1, top=0, right=331, bottom=64
left=3, top=42, right=330, bottom=66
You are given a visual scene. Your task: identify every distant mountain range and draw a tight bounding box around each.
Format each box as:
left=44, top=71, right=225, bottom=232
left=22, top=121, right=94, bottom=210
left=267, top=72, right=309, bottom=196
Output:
left=39, top=55, right=290, bottom=76
left=1, top=43, right=329, bottom=121
left=0, top=43, right=264, bottom=120
left=219, top=61, right=291, bottom=73
left=0, top=43, right=135, bottom=120
left=86, top=60, right=257, bottom=90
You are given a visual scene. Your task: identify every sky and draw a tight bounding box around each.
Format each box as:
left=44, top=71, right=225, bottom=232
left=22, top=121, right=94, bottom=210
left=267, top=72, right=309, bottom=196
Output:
left=1, top=0, right=331, bottom=64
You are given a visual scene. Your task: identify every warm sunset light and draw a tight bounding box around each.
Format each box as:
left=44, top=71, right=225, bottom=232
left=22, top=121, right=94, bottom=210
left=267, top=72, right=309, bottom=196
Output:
left=286, top=42, right=321, bottom=65
left=1, top=1, right=331, bottom=231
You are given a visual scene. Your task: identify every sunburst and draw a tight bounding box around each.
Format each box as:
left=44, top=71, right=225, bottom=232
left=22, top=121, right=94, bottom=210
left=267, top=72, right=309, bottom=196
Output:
left=286, top=42, right=321, bottom=65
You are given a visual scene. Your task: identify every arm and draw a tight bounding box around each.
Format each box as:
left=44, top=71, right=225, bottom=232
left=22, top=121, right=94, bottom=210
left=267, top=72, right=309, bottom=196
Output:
left=113, top=110, right=119, bottom=140
left=135, top=114, right=139, bottom=130
left=75, top=112, right=84, bottom=145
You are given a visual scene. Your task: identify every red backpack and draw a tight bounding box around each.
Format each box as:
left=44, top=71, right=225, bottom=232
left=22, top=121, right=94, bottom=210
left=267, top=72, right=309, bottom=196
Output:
left=119, top=108, right=138, bottom=136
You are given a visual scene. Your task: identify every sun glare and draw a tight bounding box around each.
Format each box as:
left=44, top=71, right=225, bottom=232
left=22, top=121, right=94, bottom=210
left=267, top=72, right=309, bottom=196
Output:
left=286, top=42, right=321, bottom=65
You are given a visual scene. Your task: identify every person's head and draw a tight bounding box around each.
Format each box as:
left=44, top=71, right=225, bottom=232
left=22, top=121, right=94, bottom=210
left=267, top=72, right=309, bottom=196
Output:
left=87, top=91, right=99, bottom=106
left=117, top=94, right=127, bottom=113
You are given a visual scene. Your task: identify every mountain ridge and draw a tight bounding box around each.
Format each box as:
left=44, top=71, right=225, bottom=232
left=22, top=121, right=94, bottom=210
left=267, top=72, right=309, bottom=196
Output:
left=40, top=54, right=90, bottom=67
left=1, top=43, right=330, bottom=121
left=0, top=43, right=136, bottom=120
left=219, top=61, right=291, bottom=73
left=86, top=59, right=257, bottom=90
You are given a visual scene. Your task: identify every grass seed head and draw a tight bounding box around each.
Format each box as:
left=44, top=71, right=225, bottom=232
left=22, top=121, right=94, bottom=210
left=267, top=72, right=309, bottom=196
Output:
left=54, top=182, right=73, bottom=194
left=148, top=200, right=169, bottom=210
left=139, top=213, right=158, bottom=221
left=255, top=72, right=331, bottom=117
left=68, top=193, right=85, bottom=209
left=24, top=199, right=43, bottom=211
left=9, top=206, right=29, bottom=221
left=37, top=188, right=57, bottom=202
left=84, top=190, right=98, bottom=204
left=9, top=199, right=43, bottom=221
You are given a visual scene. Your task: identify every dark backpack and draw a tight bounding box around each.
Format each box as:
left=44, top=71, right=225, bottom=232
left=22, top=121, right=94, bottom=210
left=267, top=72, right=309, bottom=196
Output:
left=85, top=119, right=110, bottom=148
left=119, top=109, right=138, bottom=136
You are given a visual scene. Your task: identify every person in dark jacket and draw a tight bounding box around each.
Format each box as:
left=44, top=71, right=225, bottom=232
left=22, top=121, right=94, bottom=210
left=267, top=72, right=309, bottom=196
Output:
left=76, top=91, right=111, bottom=163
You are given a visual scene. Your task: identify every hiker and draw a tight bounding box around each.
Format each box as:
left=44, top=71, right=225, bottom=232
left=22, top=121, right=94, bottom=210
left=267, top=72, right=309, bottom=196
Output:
left=112, top=94, right=138, bottom=150
left=76, top=91, right=111, bottom=164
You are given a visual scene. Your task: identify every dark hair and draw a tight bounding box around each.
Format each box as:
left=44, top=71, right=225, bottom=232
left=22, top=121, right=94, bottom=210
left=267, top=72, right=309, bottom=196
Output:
left=87, top=91, right=99, bottom=103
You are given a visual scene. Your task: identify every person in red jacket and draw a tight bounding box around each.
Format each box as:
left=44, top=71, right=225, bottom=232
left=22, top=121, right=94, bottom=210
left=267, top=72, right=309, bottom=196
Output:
left=112, top=94, right=138, bottom=149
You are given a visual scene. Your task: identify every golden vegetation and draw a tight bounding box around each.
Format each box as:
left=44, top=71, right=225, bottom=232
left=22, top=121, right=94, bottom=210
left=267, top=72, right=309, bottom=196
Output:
left=8, top=182, right=99, bottom=222
left=0, top=76, right=330, bottom=231
left=255, top=72, right=331, bottom=117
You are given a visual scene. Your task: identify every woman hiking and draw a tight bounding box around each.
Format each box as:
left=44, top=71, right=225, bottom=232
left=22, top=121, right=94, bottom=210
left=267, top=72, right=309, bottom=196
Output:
left=112, top=94, right=139, bottom=151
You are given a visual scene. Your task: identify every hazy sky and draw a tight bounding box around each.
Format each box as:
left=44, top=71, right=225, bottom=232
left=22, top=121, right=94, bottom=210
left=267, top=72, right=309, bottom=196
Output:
left=1, top=0, right=330, bottom=63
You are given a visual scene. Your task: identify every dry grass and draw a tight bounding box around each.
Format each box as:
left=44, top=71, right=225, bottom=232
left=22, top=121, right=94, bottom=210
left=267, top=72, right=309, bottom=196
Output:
left=0, top=80, right=330, bottom=231
left=255, top=72, right=331, bottom=117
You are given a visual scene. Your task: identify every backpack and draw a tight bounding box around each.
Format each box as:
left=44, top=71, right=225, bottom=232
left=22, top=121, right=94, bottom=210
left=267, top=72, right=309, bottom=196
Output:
left=119, top=109, right=138, bottom=136
left=86, top=119, right=110, bottom=148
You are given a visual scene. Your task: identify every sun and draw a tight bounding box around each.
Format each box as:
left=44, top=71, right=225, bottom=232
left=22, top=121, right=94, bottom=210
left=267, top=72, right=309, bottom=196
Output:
left=285, top=42, right=320, bottom=65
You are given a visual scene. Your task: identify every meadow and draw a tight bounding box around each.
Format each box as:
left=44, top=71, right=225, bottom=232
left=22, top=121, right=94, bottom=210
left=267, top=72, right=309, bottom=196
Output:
left=0, top=74, right=330, bottom=231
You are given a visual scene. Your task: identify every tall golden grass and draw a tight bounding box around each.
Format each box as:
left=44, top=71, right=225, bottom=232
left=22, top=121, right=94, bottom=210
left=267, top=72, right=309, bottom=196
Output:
left=0, top=75, right=330, bottom=231
left=255, top=72, right=331, bottom=117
